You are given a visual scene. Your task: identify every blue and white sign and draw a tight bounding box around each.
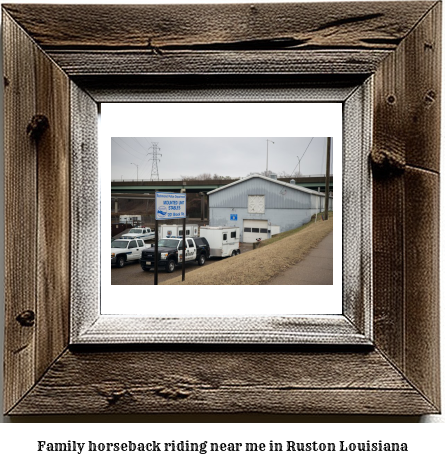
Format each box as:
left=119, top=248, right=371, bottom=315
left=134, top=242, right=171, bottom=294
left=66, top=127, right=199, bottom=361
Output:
left=230, top=214, right=238, bottom=221
left=155, top=192, right=186, bottom=220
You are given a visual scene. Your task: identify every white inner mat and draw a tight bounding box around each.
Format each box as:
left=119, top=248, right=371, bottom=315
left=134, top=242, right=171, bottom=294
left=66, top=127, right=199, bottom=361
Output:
left=100, top=103, right=342, bottom=316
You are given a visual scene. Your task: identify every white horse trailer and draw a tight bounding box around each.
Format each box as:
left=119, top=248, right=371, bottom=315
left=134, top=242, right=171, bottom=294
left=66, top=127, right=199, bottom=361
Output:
left=158, top=223, right=199, bottom=238
left=200, top=226, right=240, bottom=257
left=119, top=215, right=141, bottom=226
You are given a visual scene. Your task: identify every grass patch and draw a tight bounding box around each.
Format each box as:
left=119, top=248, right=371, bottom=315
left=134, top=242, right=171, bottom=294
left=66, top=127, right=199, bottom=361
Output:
left=162, top=214, right=333, bottom=286
left=259, top=211, right=332, bottom=248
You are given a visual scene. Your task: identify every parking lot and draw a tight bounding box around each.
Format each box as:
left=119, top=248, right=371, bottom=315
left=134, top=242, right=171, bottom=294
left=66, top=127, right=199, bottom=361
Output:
left=111, top=241, right=253, bottom=285
left=111, top=256, right=213, bottom=285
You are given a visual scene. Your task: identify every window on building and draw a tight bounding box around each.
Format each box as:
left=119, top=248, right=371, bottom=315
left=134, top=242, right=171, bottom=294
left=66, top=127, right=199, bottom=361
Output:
left=260, top=228, right=268, bottom=233
left=248, top=195, right=265, bottom=213
left=244, top=228, right=251, bottom=232
left=252, top=228, right=260, bottom=233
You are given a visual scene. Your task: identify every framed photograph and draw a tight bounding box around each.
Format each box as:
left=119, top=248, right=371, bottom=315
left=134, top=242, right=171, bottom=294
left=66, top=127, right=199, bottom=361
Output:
left=3, top=2, right=440, bottom=415
left=102, top=105, right=346, bottom=324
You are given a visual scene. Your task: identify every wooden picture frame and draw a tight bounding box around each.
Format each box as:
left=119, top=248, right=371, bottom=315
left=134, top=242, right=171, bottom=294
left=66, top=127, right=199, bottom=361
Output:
left=2, top=2, right=441, bottom=416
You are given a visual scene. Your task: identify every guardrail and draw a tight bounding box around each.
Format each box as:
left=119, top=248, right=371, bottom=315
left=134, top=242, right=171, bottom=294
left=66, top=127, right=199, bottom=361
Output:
left=111, top=175, right=331, bottom=183
left=112, top=178, right=241, bottom=183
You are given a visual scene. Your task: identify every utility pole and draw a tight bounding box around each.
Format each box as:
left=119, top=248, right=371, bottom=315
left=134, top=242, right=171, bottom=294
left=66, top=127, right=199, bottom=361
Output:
left=324, top=137, right=331, bottom=220
left=130, top=162, right=138, bottom=182
left=148, top=142, right=162, bottom=181
left=266, top=139, right=274, bottom=176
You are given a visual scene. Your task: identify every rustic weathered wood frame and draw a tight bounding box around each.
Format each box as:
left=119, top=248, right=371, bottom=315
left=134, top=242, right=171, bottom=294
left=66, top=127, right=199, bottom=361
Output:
left=3, top=2, right=441, bottom=415
left=73, top=83, right=372, bottom=346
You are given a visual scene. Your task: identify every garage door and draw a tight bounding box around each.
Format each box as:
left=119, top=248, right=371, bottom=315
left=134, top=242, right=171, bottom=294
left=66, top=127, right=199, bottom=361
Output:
left=243, top=219, right=269, bottom=243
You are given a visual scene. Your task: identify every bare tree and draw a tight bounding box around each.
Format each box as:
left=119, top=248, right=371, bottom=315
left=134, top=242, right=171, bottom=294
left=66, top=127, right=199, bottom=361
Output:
left=181, top=173, right=236, bottom=181
left=279, top=170, right=300, bottom=177
left=181, top=173, right=213, bottom=181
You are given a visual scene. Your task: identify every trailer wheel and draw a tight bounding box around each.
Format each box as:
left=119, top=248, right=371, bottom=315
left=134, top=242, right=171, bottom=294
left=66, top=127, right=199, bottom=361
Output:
left=166, top=259, right=176, bottom=273
left=237, top=249, right=241, bottom=255
left=197, top=254, right=206, bottom=266
left=116, top=255, right=126, bottom=268
left=231, top=250, right=236, bottom=257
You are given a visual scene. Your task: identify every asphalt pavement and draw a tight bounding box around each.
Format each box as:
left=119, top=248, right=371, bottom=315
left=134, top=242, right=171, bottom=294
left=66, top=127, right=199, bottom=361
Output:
left=265, top=231, right=333, bottom=285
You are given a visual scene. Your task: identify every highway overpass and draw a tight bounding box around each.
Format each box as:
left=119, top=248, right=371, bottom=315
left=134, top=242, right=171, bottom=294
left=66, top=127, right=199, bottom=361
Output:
left=111, top=176, right=333, bottom=194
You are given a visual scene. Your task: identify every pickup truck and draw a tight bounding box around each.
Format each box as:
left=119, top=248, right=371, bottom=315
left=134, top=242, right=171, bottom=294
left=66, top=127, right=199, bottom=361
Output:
left=120, top=227, right=155, bottom=241
left=111, top=238, right=150, bottom=267
left=140, top=237, right=210, bottom=273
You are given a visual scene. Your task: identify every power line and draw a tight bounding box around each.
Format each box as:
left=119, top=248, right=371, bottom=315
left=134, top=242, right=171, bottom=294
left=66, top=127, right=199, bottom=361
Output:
left=134, top=137, right=148, bottom=152
left=291, top=137, right=313, bottom=176
left=112, top=138, right=146, bottom=159
left=124, top=138, right=149, bottom=157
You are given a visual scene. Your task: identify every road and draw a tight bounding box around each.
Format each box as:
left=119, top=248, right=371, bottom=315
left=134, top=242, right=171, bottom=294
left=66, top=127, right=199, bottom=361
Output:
left=111, top=257, right=214, bottom=285
left=265, top=231, right=333, bottom=285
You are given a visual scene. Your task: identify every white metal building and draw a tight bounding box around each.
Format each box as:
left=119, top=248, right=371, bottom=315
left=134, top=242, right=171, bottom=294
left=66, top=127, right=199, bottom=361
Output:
left=207, top=174, right=332, bottom=243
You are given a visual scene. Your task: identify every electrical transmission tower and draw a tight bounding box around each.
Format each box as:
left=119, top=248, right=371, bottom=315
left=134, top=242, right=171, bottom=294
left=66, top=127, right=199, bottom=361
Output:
left=148, top=142, right=162, bottom=181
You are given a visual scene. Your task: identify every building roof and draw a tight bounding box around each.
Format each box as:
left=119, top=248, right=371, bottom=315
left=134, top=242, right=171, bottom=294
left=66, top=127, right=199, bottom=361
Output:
left=207, top=174, right=329, bottom=197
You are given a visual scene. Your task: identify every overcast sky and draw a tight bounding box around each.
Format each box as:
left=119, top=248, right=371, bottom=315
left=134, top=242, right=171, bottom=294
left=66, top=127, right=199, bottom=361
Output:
left=111, top=137, right=333, bottom=181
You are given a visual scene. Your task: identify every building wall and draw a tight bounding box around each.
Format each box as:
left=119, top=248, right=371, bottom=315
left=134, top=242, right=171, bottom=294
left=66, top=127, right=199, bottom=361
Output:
left=210, top=177, right=321, bottom=209
left=209, top=177, right=331, bottom=242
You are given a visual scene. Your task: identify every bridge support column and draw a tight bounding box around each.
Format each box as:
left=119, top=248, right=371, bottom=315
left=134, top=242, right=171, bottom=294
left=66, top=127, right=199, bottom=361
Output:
left=206, top=195, right=209, bottom=221
left=200, top=192, right=205, bottom=221
left=199, top=192, right=209, bottom=221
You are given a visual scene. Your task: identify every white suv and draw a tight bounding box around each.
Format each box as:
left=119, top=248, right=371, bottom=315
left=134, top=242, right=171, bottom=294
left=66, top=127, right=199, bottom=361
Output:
left=111, top=238, right=148, bottom=267
left=120, top=227, right=155, bottom=241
